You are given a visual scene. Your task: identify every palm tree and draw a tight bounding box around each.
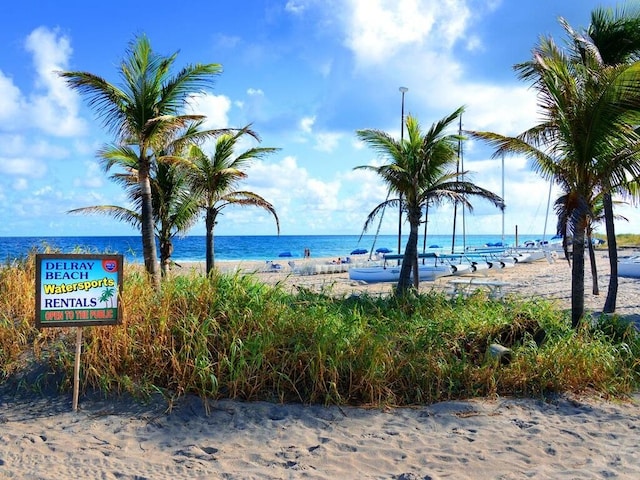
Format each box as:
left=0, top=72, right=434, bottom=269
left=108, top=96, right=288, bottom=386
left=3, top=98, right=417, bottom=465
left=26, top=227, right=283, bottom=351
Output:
left=469, top=35, right=640, bottom=327
left=68, top=147, right=200, bottom=276
left=355, top=110, right=504, bottom=295
left=60, top=35, right=221, bottom=289
left=556, top=190, right=629, bottom=296
left=185, top=129, right=281, bottom=274
left=562, top=5, right=640, bottom=313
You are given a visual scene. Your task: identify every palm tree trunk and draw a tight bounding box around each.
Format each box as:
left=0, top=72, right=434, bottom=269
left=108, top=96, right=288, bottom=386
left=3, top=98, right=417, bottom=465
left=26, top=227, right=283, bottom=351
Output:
left=602, top=193, right=618, bottom=313
left=586, top=231, right=599, bottom=295
left=396, top=209, right=420, bottom=295
left=159, top=233, right=173, bottom=278
left=205, top=208, right=215, bottom=274
left=138, top=161, right=160, bottom=289
left=571, top=226, right=587, bottom=328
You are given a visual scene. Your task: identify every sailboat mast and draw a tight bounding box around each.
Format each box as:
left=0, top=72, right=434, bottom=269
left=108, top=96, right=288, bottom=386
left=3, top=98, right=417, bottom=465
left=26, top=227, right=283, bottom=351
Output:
left=501, top=155, right=505, bottom=245
left=398, top=87, right=408, bottom=261
left=451, top=114, right=462, bottom=253
left=460, top=116, right=466, bottom=251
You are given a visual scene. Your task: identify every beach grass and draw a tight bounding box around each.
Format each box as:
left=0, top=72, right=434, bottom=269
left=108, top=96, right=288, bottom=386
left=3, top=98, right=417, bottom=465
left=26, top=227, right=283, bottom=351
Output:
left=2, top=252, right=640, bottom=406
left=593, top=232, right=640, bottom=248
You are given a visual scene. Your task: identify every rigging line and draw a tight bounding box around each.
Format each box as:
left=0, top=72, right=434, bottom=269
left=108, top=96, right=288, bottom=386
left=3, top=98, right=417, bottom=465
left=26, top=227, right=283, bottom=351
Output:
left=542, top=179, right=553, bottom=241
left=422, top=203, right=430, bottom=264
left=368, top=188, right=392, bottom=260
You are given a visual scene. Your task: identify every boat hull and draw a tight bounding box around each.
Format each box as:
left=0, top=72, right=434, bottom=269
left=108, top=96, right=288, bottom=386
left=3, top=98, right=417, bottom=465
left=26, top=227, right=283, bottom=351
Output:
left=619, top=257, right=640, bottom=278
left=349, top=264, right=452, bottom=283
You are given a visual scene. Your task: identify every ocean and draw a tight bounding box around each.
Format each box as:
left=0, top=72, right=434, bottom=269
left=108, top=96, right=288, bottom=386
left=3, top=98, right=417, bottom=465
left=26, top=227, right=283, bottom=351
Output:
left=0, top=234, right=550, bottom=264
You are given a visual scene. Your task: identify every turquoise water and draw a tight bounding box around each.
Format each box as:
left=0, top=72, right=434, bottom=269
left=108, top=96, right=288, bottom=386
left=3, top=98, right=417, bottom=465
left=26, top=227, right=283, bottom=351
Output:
left=0, top=234, right=549, bottom=263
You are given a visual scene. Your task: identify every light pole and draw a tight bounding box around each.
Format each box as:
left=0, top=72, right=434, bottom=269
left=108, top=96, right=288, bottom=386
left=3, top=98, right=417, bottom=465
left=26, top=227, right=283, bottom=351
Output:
left=398, top=87, right=408, bottom=258
left=399, top=87, right=408, bottom=140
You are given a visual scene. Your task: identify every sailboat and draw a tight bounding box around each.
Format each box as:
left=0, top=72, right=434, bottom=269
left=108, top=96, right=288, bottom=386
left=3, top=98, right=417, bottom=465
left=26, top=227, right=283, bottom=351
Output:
left=348, top=253, right=454, bottom=283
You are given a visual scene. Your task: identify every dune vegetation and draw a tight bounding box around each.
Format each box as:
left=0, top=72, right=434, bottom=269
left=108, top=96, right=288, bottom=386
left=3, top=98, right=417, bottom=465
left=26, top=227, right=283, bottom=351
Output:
left=1, top=250, right=639, bottom=407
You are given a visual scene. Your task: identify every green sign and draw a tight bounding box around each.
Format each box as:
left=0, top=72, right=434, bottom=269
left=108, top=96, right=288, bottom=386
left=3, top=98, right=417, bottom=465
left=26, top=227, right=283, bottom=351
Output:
left=35, top=254, right=123, bottom=328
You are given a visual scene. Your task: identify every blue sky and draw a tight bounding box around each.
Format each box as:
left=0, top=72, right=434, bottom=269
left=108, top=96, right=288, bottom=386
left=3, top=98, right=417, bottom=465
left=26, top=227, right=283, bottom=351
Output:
left=1, top=0, right=636, bottom=238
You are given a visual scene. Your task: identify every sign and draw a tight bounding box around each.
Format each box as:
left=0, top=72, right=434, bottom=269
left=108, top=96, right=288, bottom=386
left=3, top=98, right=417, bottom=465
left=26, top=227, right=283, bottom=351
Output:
left=35, top=254, right=123, bottom=328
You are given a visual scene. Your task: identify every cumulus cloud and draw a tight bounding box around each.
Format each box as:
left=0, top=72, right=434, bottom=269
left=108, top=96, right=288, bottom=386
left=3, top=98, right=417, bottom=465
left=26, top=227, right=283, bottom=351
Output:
left=313, top=132, right=342, bottom=152
left=24, top=27, right=87, bottom=136
left=300, top=116, right=315, bottom=133
left=343, top=0, right=471, bottom=67
left=185, top=93, right=232, bottom=129
left=237, top=155, right=346, bottom=232
left=0, top=72, right=24, bottom=124
left=0, top=157, right=46, bottom=178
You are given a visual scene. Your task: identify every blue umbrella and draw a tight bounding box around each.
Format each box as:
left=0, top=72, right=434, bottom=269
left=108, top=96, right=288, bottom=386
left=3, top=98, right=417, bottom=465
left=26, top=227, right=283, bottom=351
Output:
left=350, top=248, right=368, bottom=255
left=375, top=247, right=392, bottom=254
left=278, top=251, right=292, bottom=257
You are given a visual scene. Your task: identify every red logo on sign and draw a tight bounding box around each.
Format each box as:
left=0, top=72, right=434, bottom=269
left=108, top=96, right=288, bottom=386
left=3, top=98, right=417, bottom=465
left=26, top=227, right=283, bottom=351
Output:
left=102, top=260, right=118, bottom=273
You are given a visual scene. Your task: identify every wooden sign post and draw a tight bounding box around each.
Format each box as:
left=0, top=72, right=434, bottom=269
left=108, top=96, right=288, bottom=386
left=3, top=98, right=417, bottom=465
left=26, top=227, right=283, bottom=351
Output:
left=35, top=254, right=124, bottom=412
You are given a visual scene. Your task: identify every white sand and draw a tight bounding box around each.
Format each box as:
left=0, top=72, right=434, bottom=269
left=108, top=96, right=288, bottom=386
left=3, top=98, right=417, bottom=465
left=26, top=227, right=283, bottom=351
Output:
left=2, top=249, right=640, bottom=479
left=2, top=393, right=639, bottom=478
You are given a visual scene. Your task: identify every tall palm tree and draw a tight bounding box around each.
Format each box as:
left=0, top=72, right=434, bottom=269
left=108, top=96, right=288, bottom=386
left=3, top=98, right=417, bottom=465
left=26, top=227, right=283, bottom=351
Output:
left=60, top=35, right=221, bottom=289
left=562, top=5, right=640, bottom=313
left=186, top=129, right=281, bottom=274
left=356, top=110, right=504, bottom=295
left=68, top=147, right=200, bottom=276
left=470, top=35, right=640, bottom=327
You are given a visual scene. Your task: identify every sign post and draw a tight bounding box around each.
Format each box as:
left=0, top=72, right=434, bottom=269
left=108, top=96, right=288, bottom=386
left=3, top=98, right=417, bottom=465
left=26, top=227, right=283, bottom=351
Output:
left=35, top=254, right=123, bottom=411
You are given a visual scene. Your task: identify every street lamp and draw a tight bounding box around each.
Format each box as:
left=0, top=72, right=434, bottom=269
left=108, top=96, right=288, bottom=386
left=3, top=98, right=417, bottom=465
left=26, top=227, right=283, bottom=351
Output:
left=399, top=86, right=408, bottom=141
left=398, top=87, right=408, bottom=259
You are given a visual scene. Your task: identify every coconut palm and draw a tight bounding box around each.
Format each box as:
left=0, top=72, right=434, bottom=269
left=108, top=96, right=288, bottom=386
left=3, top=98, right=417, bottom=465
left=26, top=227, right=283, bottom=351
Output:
left=555, top=182, right=631, bottom=296
left=355, top=110, right=504, bottom=295
left=186, top=129, right=280, bottom=274
left=60, top=35, right=221, bottom=289
left=68, top=147, right=200, bottom=276
left=562, top=5, right=640, bottom=313
left=469, top=35, right=640, bottom=327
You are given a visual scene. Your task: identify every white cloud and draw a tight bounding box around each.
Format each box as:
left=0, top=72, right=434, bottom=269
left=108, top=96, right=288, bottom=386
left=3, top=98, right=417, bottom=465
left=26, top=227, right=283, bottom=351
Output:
left=185, top=93, right=231, bottom=129
left=300, top=116, right=315, bottom=133
left=344, top=0, right=472, bottom=67
left=24, top=27, right=87, bottom=137
left=0, top=72, right=24, bottom=124
left=0, top=157, right=46, bottom=177
left=238, top=155, right=346, bottom=232
left=13, top=178, right=28, bottom=191
left=285, top=1, right=306, bottom=14
left=432, top=81, right=539, bottom=136
left=313, top=132, right=342, bottom=152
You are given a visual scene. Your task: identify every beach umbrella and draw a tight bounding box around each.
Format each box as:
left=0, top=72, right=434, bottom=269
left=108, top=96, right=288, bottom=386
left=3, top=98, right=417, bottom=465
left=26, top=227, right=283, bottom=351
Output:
left=278, top=251, right=292, bottom=257
left=350, top=248, right=368, bottom=255
left=375, top=247, right=392, bottom=254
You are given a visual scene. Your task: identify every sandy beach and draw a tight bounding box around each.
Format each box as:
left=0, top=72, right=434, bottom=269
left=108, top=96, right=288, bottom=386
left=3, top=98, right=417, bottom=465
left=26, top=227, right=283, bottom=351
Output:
left=2, top=249, right=640, bottom=479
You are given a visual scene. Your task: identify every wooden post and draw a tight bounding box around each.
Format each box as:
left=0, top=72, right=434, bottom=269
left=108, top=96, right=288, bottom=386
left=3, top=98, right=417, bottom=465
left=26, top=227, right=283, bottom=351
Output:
left=72, top=328, right=82, bottom=412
